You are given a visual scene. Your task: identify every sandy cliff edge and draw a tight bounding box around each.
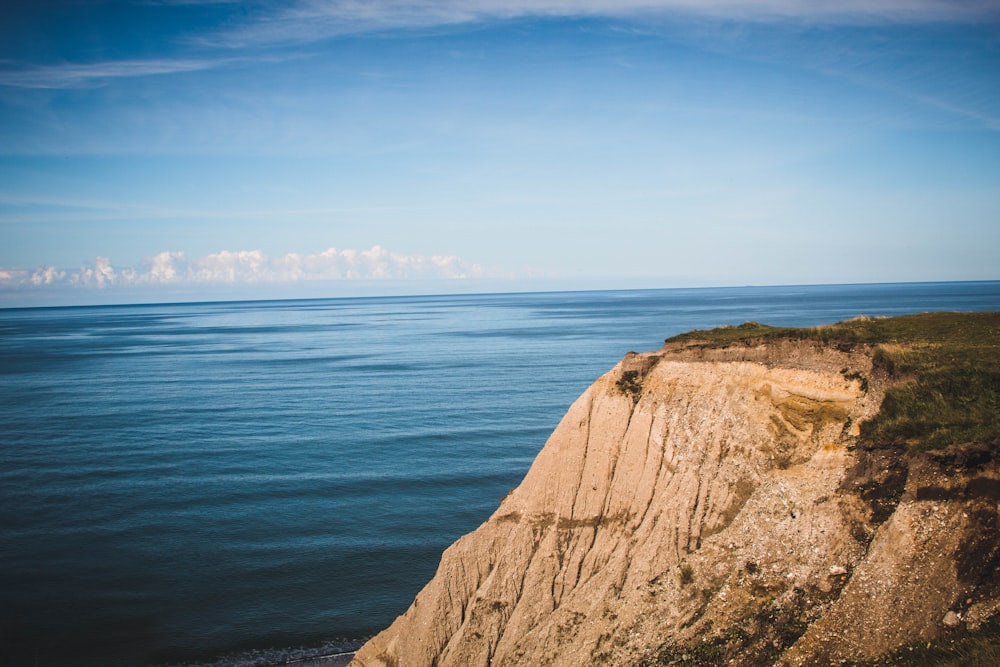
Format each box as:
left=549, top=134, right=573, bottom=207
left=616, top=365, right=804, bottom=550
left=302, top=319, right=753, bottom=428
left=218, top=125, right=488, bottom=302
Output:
left=352, top=335, right=999, bottom=666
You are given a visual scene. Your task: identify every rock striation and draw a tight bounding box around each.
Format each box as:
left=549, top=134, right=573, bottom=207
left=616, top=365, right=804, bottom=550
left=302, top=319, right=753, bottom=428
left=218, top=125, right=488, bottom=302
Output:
left=352, top=335, right=1000, bottom=666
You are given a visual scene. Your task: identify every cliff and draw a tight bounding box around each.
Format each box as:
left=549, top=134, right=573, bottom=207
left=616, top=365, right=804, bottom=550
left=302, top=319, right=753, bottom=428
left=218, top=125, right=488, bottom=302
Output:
left=352, top=313, right=1000, bottom=666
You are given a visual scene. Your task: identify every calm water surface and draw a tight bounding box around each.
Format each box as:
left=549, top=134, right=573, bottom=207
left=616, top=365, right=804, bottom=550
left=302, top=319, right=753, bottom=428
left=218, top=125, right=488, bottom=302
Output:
left=1, top=282, right=998, bottom=666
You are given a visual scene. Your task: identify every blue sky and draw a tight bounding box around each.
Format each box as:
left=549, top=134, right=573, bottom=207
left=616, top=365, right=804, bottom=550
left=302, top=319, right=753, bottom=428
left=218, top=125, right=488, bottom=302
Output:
left=1, top=1, right=998, bottom=305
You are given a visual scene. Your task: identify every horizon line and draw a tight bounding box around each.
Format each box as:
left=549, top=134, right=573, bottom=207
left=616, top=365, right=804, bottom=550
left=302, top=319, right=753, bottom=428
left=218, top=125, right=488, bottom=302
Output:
left=3, top=278, right=997, bottom=312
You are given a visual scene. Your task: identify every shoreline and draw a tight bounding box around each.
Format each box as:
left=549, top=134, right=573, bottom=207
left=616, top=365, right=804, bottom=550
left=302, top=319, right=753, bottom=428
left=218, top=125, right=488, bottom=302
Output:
left=284, top=651, right=355, bottom=666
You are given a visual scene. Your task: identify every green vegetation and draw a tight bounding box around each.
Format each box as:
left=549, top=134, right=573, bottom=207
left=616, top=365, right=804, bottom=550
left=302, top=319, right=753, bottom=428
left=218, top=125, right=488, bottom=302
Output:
left=666, top=312, right=1000, bottom=453
left=616, top=369, right=645, bottom=402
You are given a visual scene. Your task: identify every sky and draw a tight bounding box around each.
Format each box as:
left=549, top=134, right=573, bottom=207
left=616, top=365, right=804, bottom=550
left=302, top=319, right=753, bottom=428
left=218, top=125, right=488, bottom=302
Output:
left=0, top=0, right=998, bottom=306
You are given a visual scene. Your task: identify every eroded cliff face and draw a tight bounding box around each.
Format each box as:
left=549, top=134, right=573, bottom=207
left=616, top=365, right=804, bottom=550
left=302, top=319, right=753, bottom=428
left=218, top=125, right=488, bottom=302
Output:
left=352, top=339, right=1000, bottom=666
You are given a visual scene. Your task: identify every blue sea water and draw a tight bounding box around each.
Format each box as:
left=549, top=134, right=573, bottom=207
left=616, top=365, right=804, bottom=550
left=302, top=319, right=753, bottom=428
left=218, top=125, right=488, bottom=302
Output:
left=1, top=282, right=998, bottom=666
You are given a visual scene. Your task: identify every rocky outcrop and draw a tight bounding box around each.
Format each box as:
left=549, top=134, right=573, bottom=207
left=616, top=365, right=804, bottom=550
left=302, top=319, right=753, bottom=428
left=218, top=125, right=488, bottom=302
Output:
left=352, top=337, right=999, bottom=666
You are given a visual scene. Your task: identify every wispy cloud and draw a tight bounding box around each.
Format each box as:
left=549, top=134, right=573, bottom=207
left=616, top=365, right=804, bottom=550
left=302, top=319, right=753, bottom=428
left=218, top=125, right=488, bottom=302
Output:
left=0, top=57, right=237, bottom=89
left=206, top=0, right=1000, bottom=48
left=3, top=1, right=994, bottom=89
left=0, top=246, right=485, bottom=291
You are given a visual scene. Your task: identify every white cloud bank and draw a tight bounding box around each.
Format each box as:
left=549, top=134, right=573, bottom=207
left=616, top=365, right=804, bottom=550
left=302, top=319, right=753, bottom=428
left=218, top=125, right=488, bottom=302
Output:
left=0, top=246, right=484, bottom=291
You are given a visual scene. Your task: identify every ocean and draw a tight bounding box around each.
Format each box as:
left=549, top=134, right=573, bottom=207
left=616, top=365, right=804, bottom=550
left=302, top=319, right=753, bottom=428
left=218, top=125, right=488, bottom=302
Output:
left=1, top=282, right=998, bottom=666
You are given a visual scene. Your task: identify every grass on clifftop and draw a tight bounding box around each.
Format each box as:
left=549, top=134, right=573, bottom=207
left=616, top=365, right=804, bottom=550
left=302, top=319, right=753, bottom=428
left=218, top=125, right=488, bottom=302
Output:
left=665, top=312, right=1000, bottom=453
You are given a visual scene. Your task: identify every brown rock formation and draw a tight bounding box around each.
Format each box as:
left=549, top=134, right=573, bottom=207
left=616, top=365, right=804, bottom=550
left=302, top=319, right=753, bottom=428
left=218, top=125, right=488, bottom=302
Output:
left=352, top=338, right=999, bottom=666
